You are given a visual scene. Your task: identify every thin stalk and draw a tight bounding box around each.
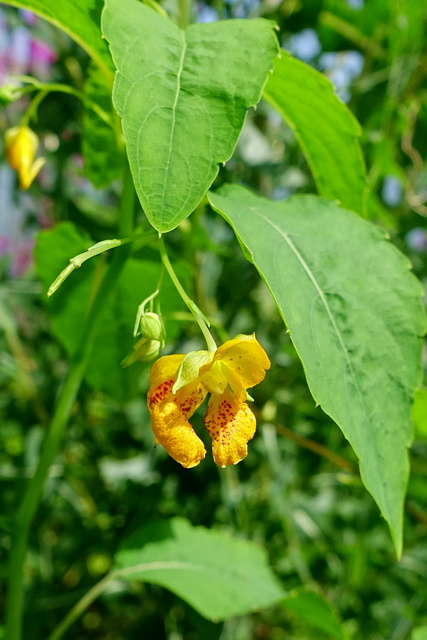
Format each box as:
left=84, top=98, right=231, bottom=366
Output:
left=5, top=163, right=136, bottom=640
left=158, top=236, right=217, bottom=352
left=48, top=561, right=199, bottom=640
left=16, top=79, right=113, bottom=127
left=275, top=423, right=358, bottom=473
left=20, top=90, right=48, bottom=127
left=47, top=573, right=113, bottom=640
left=177, top=0, right=191, bottom=29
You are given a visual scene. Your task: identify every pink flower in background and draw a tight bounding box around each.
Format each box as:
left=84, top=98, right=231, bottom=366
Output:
left=0, top=235, right=11, bottom=256
left=0, top=7, right=56, bottom=81
left=0, top=7, right=57, bottom=278
left=29, top=37, right=56, bottom=78
left=9, top=237, right=35, bottom=277
left=20, top=9, right=38, bottom=27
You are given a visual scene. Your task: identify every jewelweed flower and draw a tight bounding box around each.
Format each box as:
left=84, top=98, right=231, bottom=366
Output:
left=4, top=125, right=46, bottom=189
left=147, top=334, right=270, bottom=468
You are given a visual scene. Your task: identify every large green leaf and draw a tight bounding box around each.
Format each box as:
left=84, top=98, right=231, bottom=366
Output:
left=113, top=517, right=285, bottom=619
left=35, top=222, right=186, bottom=403
left=208, top=184, right=425, bottom=555
left=2, top=0, right=113, bottom=79
left=264, top=52, right=366, bottom=214
left=101, top=0, right=279, bottom=233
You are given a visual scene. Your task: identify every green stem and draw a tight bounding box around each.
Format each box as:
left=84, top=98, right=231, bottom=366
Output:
left=47, top=573, right=113, bottom=640
left=158, top=236, right=217, bottom=352
left=177, top=0, right=191, bottom=29
left=20, top=90, right=48, bottom=127
left=48, top=561, right=198, bottom=640
left=5, top=163, right=136, bottom=640
left=16, top=79, right=113, bottom=127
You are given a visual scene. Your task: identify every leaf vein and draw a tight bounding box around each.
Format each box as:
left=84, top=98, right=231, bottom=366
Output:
left=254, top=209, right=368, bottom=419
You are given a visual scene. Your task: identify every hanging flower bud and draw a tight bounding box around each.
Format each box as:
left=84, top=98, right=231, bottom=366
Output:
left=122, top=311, right=165, bottom=367
left=122, top=336, right=162, bottom=366
left=4, top=125, right=46, bottom=189
left=138, top=312, right=164, bottom=342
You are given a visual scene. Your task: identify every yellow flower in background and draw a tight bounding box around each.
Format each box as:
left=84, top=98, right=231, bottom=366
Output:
left=4, top=125, right=46, bottom=190
left=147, top=334, right=270, bottom=468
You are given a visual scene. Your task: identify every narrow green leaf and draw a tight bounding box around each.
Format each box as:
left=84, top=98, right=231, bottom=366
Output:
left=264, top=52, right=367, bottom=214
left=35, top=222, right=186, bottom=403
left=47, top=238, right=123, bottom=297
left=113, top=517, right=285, bottom=620
left=208, top=185, right=425, bottom=555
left=2, top=0, right=113, bottom=80
left=82, top=64, right=124, bottom=189
left=101, top=0, right=279, bottom=232
left=282, top=588, right=346, bottom=639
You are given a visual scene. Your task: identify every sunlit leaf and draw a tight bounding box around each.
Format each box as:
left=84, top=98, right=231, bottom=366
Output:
left=101, top=0, right=279, bottom=232
left=209, top=184, right=425, bottom=555
left=113, top=517, right=285, bottom=619
left=264, top=52, right=366, bottom=214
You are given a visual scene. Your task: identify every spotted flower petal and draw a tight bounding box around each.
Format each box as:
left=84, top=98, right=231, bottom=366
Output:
left=151, top=401, right=206, bottom=468
left=204, top=387, right=256, bottom=467
left=148, top=354, right=208, bottom=468
left=148, top=354, right=185, bottom=408
left=200, top=334, right=270, bottom=401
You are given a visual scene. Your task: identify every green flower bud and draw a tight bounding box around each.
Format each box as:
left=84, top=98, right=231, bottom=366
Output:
left=138, top=312, right=164, bottom=342
left=122, top=337, right=162, bottom=367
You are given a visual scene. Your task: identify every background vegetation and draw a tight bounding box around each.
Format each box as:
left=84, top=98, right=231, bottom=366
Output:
left=1, top=0, right=427, bottom=638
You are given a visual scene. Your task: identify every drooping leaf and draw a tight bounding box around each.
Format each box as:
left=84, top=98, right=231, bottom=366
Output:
left=209, top=184, right=425, bottom=555
left=82, top=64, right=124, bottom=188
left=264, top=52, right=366, bottom=214
left=113, top=517, right=285, bottom=619
left=2, top=0, right=113, bottom=79
left=282, top=588, right=346, bottom=639
left=101, top=0, right=279, bottom=233
left=35, top=222, right=186, bottom=403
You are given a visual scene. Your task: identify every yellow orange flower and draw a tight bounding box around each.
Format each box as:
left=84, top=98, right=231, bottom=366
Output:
left=147, top=334, right=270, bottom=468
left=4, top=126, right=46, bottom=190
left=148, top=354, right=208, bottom=468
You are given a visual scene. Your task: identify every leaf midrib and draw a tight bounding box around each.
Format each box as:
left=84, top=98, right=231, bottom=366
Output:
left=158, top=30, right=187, bottom=227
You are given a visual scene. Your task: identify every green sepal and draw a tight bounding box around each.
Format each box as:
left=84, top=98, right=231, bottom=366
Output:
left=122, top=337, right=162, bottom=366
left=172, top=350, right=213, bottom=394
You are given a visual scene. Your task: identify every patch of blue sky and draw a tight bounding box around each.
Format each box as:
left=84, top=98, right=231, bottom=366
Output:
left=382, top=175, right=403, bottom=207
left=319, top=51, right=364, bottom=102
left=284, top=29, right=321, bottom=61
left=196, top=4, right=219, bottom=22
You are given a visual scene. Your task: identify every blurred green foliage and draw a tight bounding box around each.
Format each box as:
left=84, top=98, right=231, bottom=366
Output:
left=1, top=0, right=427, bottom=639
